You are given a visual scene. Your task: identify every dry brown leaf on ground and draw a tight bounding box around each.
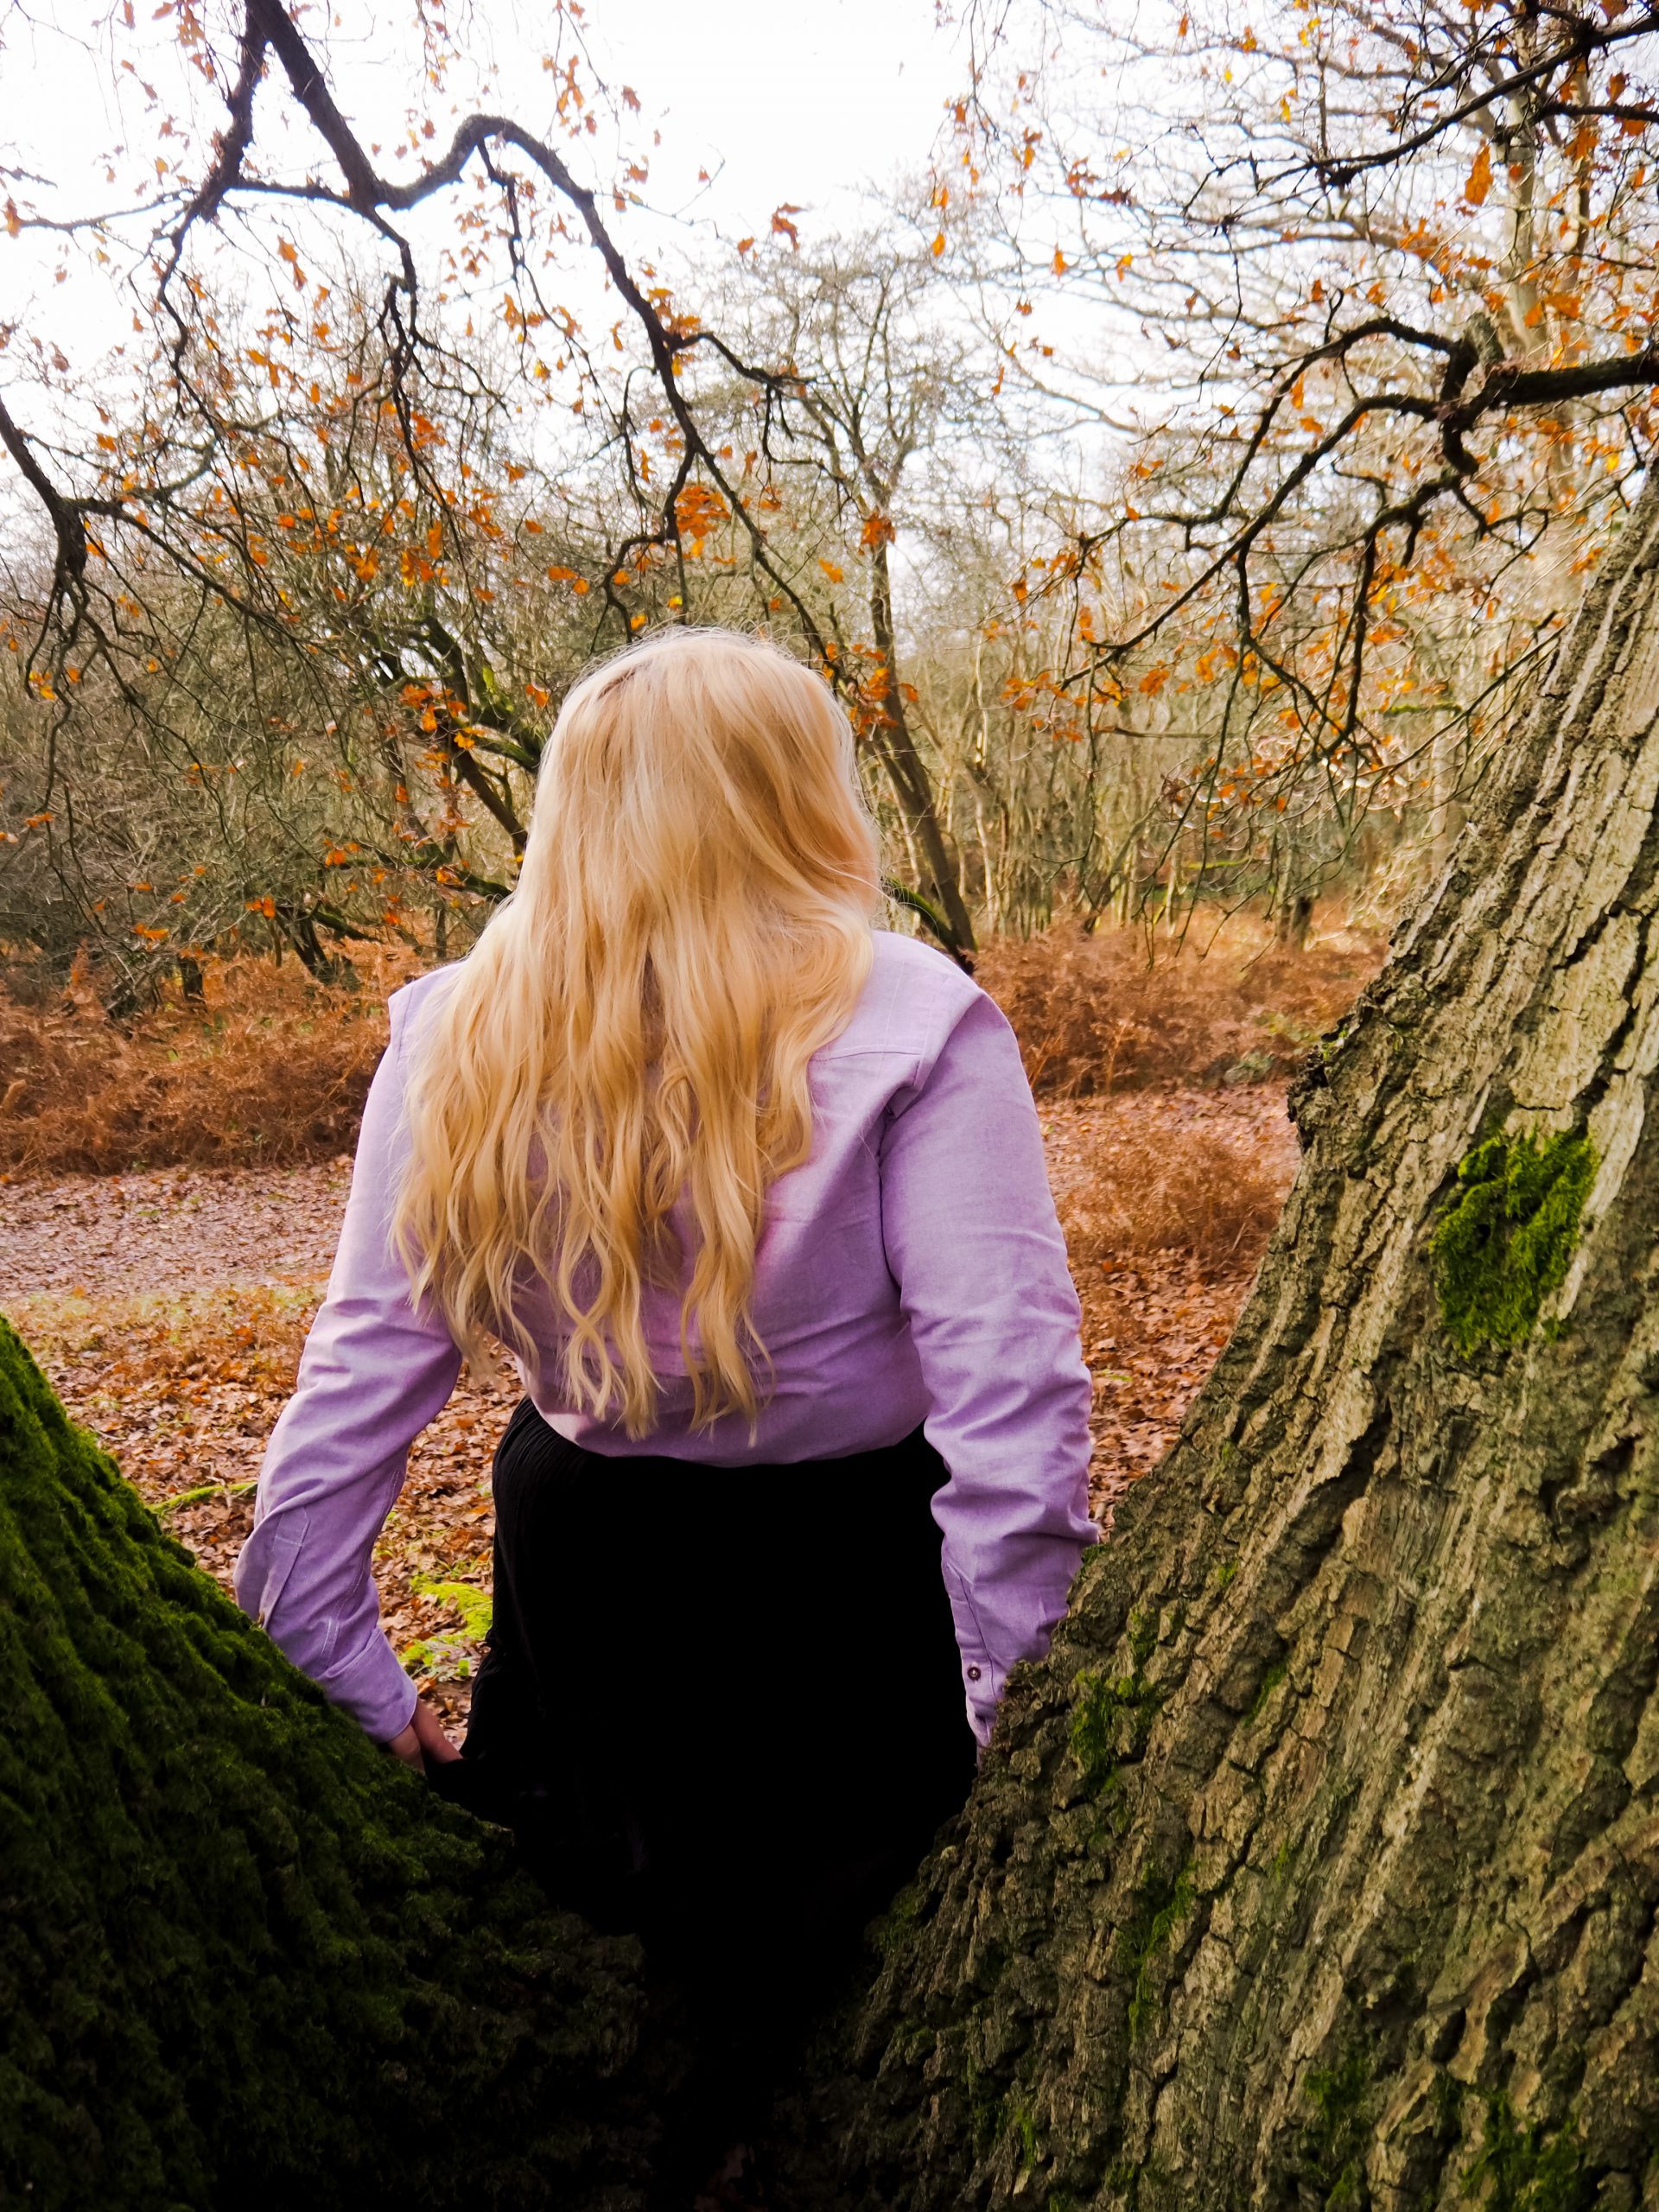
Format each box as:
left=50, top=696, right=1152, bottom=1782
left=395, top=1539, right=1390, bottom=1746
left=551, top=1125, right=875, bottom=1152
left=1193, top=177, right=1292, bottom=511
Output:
left=1041, top=1087, right=1300, bottom=1515
left=980, top=916, right=1381, bottom=1096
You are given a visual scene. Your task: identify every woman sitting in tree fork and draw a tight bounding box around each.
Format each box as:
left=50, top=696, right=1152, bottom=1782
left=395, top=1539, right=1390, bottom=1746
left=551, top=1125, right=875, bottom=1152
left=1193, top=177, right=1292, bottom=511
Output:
left=235, top=625, right=1096, bottom=2175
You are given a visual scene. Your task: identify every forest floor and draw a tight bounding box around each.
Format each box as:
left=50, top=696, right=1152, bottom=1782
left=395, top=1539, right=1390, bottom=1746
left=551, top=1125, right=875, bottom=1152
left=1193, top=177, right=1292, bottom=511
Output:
left=0, top=1081, right=1300, bottom=1734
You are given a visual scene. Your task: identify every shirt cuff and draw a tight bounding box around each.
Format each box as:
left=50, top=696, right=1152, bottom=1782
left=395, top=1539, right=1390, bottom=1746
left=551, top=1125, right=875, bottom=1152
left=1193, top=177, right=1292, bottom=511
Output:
left=313, top=1630, right=419, bottom=1744
left=964, top=1658, right=1002, bottom=1745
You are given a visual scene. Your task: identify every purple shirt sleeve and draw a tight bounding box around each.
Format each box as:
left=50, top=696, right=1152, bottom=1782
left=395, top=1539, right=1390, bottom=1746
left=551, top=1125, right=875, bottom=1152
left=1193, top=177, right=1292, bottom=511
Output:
left=880, top=990, right=1098, bottom=1744
left=233, top=987, right=462, bottom=1742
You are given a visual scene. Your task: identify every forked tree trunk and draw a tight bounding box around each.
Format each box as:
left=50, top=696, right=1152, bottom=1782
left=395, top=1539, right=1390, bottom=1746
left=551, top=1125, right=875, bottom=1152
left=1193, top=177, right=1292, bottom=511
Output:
left=787, top=483, right=1659, bottom=2209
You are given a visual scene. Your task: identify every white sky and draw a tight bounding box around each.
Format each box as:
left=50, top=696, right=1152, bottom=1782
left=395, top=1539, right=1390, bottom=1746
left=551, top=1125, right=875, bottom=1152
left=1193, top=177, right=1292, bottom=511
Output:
left=2, top=1, right=969, bottom=384
left=0, top=0, right=1138, bottom=592
left=582, top=0, right=966, bottom=232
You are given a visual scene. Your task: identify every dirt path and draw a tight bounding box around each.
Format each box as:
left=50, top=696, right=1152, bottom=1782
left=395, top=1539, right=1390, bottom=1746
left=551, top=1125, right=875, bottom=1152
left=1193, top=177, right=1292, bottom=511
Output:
left=0, top=1160, right=354, bottom=1298
left=3, top=1085, right=1298, bottom=1731
left=1, top=1089, right=1292, bottom=1315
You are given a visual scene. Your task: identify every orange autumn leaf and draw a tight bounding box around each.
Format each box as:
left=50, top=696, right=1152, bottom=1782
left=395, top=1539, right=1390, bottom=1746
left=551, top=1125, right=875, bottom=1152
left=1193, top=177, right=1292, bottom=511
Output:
left=1463, top=143, right=1492, bottom=207
left=673, top=483, right=730, bottom=541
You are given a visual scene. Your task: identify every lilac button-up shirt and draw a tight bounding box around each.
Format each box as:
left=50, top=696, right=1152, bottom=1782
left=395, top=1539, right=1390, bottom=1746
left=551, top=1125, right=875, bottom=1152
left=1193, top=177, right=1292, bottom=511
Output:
left=235, top=929, right=1098, bottom=1748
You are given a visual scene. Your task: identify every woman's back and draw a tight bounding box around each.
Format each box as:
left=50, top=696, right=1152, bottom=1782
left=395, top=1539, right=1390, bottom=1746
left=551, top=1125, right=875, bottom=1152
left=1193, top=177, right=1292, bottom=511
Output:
left=381, top=925, right=1085, bottom=1471
left=234, top=624, right=1096, bottom=2190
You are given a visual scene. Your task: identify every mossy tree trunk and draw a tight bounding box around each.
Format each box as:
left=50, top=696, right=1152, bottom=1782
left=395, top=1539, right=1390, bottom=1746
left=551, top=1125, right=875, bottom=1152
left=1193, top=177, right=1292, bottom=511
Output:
left=792, top=485, right=1659, bottom=2208
left=0, top=1320, right=666, bottom=2212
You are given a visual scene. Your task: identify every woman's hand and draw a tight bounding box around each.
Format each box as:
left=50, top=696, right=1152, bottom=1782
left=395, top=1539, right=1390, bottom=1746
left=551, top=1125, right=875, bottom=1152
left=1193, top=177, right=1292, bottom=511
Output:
left=384, top=1695, right=463, bottom=1772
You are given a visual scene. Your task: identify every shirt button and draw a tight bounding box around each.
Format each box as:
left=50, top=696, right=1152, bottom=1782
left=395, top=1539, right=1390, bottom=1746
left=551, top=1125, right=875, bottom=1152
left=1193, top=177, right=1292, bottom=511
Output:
left=966, top=1665, right=982, bottom=1681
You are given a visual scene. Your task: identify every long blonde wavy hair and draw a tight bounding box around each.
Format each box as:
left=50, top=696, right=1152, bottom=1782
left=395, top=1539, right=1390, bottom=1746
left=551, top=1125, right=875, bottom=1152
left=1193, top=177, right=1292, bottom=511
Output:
left=391, top=626, right=880, bottom=1436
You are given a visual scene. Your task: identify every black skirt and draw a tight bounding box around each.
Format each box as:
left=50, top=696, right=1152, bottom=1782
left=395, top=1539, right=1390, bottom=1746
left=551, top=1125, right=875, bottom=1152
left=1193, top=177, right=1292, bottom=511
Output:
left=453, top=1398, right=976, bottom=2010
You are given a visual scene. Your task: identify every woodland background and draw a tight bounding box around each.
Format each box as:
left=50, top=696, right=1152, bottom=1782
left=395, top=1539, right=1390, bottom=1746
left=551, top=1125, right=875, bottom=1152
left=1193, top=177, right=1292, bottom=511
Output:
left=1, top=0, right=1653, bottom=1729
left=5, top=0, right=1649, bottom=988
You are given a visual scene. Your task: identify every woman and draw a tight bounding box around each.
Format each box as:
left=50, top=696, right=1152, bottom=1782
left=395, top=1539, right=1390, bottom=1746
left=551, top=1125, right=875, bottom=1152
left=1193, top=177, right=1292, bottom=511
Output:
left=236, top=626, right=1096, bottom=2175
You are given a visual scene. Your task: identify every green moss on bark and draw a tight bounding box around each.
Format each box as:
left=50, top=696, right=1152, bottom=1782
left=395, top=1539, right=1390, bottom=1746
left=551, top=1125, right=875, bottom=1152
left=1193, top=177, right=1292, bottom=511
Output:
left=0, top=1317, right=660, bottom=2212
left=1069, top=1610, right=1159, bottom=1804
left=1430, top=1129, right=1595, bottom=1353
left=1298, top=2050, right=1370, bottom=2209
left=1247, top=1656, right=1289, bottom=1724
left=1121, top=1861, right=1196, bottom=2042
left=1459, top=2094, right=1592, bottom=2212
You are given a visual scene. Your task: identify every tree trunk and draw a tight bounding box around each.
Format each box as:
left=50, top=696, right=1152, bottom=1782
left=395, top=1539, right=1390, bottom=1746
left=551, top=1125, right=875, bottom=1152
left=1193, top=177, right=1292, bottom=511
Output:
left=0, top=1321, right=665, bottom=2212
left=1274, top=890, right=1314, bottom=949
left=867, top=537, right=977, bottom=957
left=788, top=481, right=1659, bottom=2207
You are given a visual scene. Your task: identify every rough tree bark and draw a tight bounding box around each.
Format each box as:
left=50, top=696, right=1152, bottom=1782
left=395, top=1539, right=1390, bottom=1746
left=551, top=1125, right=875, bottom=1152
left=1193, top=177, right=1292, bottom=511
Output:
left=786, top=480, right=1659, bottom=2209
left=0, top=1322, right=667, bottom=2212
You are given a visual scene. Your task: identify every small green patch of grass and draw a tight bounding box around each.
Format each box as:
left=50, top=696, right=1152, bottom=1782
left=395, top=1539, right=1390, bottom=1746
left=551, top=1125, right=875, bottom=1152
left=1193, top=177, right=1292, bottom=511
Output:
left=159, top=1477, right=258, bottom=1514
left=401, top=1573, right=493, bottom=1680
